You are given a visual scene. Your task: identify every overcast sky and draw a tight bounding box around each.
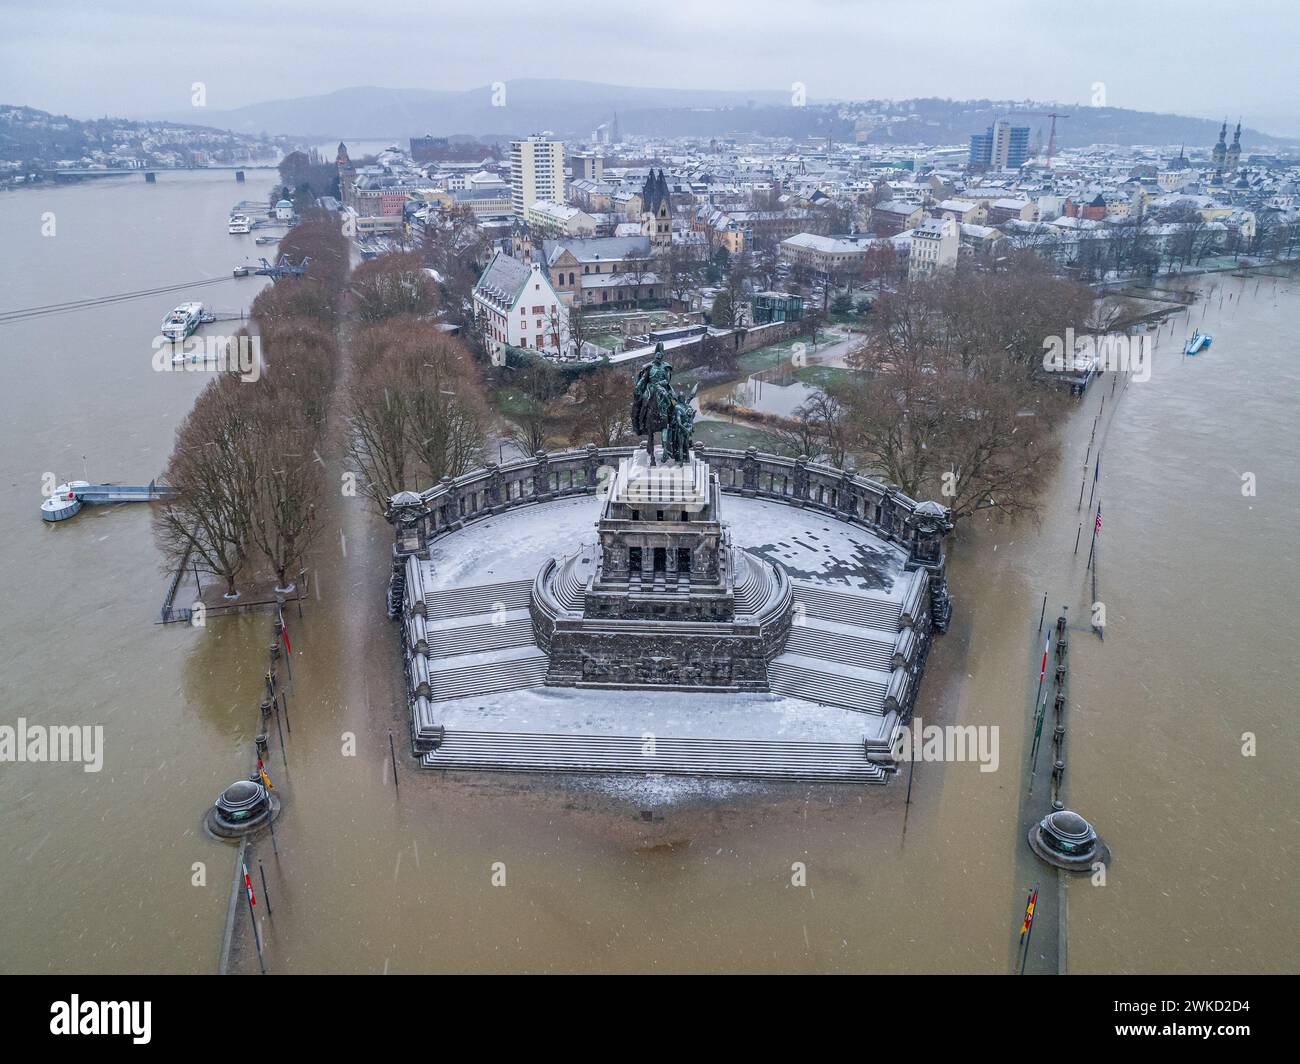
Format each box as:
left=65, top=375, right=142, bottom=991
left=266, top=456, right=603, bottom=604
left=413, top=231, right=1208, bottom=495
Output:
left=2, top=0, right=1297, bottom=134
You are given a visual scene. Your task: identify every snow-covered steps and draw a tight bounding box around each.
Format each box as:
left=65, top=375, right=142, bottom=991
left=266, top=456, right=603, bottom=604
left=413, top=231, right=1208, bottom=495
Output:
left=417, top=645, right=550, bottom=702
left=792, top=582, right=902, bottom=630
left=414, top=577, right=533, bottom=619
left=785, top=615, right=895, bottom=671
left=422, top=608, right=534, bottom=658
left=419, top=730, right=891, bottom=784
left=768, top=653, right=889, bottom=714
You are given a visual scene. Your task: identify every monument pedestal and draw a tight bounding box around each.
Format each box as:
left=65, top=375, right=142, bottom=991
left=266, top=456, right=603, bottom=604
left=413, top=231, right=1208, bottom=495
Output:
left=532, top=452, right=792, bottom=690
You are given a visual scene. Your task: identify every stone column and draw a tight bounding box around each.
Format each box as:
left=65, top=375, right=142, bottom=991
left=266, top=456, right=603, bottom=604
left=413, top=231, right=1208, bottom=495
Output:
left=742, top=447, right=759, bottom=495
left=793, top=455, right=810, bottom=505
left=533, top=450, right=551, bottom=499
left=485, top=462, right=502, bottom=510
left=438, top=477, right=455, bottom=530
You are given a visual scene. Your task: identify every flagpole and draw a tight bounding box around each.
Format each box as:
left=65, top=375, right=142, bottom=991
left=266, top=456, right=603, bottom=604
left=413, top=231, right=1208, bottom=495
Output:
left=243, top=862, right=266, bottom=975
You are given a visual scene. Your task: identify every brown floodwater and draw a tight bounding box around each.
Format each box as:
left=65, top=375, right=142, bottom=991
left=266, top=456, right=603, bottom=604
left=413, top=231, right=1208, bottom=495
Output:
left=1, top=175, right=1295, bottom=973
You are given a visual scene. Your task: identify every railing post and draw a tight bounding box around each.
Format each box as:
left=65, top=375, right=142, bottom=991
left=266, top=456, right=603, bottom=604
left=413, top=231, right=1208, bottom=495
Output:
left=742, top=447, right=759, bottom=495
left=533, top=450, right=551, bottom=498
left=793, top=455, right=810, bottom=504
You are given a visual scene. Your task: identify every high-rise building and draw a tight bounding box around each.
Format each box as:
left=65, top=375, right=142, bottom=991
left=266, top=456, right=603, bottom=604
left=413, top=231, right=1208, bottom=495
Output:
left=510, top=135, right=566, bottom=217
left=969, top=120, right=1030, bottom=170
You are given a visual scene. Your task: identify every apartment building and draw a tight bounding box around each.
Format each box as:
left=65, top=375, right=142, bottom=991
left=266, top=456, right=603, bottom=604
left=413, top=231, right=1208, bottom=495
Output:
left=510, top=135, right=566, bottom=217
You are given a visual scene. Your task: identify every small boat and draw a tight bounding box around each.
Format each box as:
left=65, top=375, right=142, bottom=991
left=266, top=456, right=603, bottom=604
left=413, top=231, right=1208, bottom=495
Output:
left=161, top=302, right=204, bottom=342
left=254, top=235, right=279, bottom=245
left=1184, top=329, right=1213, bottom=355
left=228, top=214, right=252, bottom=234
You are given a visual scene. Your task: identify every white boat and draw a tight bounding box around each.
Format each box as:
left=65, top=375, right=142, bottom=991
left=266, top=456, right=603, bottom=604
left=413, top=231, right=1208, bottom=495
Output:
left=161, top=302, right=204, bottom=342
left=1184, top=329, right=1213, bottom=355
left=228, top=214, right=252, bottom=234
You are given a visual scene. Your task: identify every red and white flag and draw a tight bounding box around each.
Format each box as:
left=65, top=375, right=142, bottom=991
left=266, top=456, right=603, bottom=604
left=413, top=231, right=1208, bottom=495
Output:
left=278, top=606, right=291, bottom=654
left=1038, top=634, right=1050, bottom=682
left=243, top=863, right=256, bottom=906
left=1094, top=502, right=1103, bottom=536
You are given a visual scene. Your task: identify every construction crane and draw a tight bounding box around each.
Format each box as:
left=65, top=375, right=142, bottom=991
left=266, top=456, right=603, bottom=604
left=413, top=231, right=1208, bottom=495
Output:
left=1008, top=111, right=1071, bottom=167
left=1012, top=112, right=1071, bottom=168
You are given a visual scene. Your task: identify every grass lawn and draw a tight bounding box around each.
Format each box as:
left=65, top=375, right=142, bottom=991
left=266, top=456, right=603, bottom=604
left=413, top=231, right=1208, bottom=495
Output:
left=735, top=331, right=831, bottom=375
left=793, top=365, right=854, bottom=389
left=694, top=419, right=780, bottom=451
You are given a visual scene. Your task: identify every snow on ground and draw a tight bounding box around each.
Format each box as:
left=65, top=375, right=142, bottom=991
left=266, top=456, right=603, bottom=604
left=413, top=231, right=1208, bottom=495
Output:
left=417, top=492, right=909, bottom=598
left=432, top=685, right=870, bottom=743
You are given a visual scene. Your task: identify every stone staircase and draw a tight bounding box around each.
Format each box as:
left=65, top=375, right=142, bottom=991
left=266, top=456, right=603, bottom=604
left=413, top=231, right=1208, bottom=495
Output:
left=767, top=653, right=890, bottom=714
left=420, top=731, right=891, bottom=783
left=792, top=584, right=902, bottom=630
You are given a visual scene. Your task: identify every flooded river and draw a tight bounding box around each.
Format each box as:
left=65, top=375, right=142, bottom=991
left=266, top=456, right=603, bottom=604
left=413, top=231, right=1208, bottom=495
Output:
left=0, top=174, right=1295, bottom=973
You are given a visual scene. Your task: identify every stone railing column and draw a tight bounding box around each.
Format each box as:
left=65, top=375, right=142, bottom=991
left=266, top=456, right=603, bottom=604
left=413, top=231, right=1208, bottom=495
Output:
left=742, top=447, right=759, bottom=495
left=585, top=444, right=602, bottom=492
left=437, top=477, right=455, bottom=529
left=532, top=450, right=551, bottom=498
left=485, top=462, right=502, bottom=510
left=793, top=455, right=810, bottom=505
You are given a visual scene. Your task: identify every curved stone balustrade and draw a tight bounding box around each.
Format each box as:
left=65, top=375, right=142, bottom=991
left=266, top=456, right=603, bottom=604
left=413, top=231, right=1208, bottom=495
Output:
left=386, top=444, right=939, bottom=562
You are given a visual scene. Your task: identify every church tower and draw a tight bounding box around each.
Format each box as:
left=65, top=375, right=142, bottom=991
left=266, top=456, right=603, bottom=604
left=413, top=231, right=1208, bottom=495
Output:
left=1211, top=120, right=1228, bottom=169
left=1226, top=120, right=1242, bottom=172
left=641, top=169, right=672, bottom=251
left=336, top=141, right=356, bottom=204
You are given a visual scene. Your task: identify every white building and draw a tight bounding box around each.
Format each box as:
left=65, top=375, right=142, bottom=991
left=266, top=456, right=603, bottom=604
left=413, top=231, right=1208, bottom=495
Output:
left=908, top=217, right=959, bottom=279
left=510, top=135, right=566, bottom=217
left=525, top=199, right=597, bottom=237
left=473, top=250, right=570, bottom=359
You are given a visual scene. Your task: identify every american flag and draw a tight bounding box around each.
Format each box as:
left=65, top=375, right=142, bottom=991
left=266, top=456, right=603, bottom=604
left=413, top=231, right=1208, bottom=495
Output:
left=1094, top=503, right=1103, bottom=536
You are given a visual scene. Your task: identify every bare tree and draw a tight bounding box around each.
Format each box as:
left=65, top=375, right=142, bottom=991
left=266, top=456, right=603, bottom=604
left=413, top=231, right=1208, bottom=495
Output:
left=351, top=251, right=439, bottom=322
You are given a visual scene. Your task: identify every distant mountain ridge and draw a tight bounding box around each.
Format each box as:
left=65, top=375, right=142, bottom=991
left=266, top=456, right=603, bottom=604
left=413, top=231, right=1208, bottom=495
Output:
left=156, top=82, right=794, bottom=141
left=65, top=81, right=1300, bottom=152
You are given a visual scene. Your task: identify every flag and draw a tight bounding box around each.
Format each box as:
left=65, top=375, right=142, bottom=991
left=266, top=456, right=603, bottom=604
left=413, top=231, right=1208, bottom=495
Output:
left=278, top=606, right=291, bottom=654
left=1020, top=887, right=1038, bottom=938
left=243, top=863, right=256, bottom=906
left=1094, top=503, right=1103, bottom=536
left=257, top=755, right=274, bottom=791
left=1038, top=634, right=1050, bottom=682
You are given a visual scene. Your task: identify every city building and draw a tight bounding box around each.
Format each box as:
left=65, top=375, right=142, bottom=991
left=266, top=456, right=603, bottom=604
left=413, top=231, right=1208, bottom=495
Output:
left=752, top=291, right=805, bottom=324
left=525, top=199, right=597, bottom=237
left=779, top=232, right=876, bottom=276
left=908, top=217, right=959, bottom=279
left=970, top=120, right=1030, bottom=170
left=569, top=152, right=605, bottom=181
left=542, top=235, right=657, bottom=307
left=642, top=169, right=673, bottom=250
left=473, top=249, right=570, bottom=357
left=510, top=135, right=565, bottom=217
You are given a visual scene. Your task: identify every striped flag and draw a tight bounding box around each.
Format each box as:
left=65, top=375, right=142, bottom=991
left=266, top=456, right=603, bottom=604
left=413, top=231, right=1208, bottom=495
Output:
left=1020, top=887, right=1038, bottom=938
left=257, top=755, right=274, bottom=791
left=1038, top=634, right=1050, bottom=682
left=278, top=605, right=291, bottom=654
left=1094, top=503, right=1103, bottom=536
left=243, top=863, right=256, bottom=907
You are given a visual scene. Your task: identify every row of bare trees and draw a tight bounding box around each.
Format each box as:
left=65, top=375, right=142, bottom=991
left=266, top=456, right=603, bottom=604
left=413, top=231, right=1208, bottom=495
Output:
left=768, top=257, right=1095, bottom=523
left=342, top=252, right=489, bottom=514
left=154, top=216, right=349, bottom=597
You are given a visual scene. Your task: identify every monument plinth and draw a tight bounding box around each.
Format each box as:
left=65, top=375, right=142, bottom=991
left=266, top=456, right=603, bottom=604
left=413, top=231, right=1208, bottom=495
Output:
left=532, top=450, right=791, bottom=690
